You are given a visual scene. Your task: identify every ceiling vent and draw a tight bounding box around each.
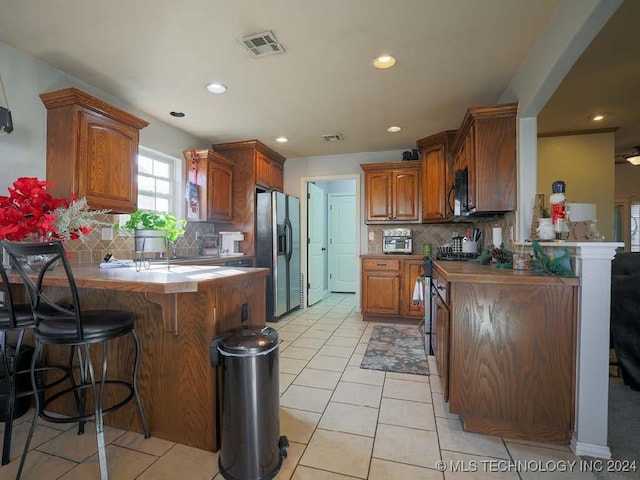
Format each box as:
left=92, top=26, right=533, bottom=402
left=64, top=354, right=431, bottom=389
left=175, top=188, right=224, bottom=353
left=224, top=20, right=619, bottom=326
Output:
left=238, top=31, right=285, bottom=57
left=321, top=133, right=344, bottom=142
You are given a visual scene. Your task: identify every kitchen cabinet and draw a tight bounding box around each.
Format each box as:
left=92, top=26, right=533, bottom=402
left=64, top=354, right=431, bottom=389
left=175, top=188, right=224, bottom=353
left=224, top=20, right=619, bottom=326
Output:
left=417, top=130, right=457, bottom=222
left=431, top=269, right=450, bottom=400
left=361, top=162, right=421, bottom=224
left=211, top=139, right=287, bottom=257
left=40, top=88, right=148, bottom=213
left=361, top=255, right=424, bottom=321
left=361, top=258, right=401, bottom=316
left=401, top=258, right=426, bottom=319
left=434, top=261, right=579, bottom=443
left=183, top=149, right=233, bottom=222
left=451, top=103, right=517, bottom=214
left=213, top=139, right=286, bottom=192
left=255, top=150, right=284, bottom=191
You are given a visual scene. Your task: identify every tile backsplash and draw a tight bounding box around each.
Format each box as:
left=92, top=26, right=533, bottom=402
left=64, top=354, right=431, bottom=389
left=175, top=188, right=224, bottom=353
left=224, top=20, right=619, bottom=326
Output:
left=2, top=212, right=516, bottom=265
left=47, top=215, right=217, bottom=265
left=366, top=211, right=516, bottom=255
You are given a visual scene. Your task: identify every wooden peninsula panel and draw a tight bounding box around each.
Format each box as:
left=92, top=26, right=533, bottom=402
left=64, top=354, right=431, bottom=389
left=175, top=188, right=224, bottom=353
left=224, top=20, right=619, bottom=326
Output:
left=433, top=261, right=579, bottom=444
left=5, top=264, right=268, bottom=452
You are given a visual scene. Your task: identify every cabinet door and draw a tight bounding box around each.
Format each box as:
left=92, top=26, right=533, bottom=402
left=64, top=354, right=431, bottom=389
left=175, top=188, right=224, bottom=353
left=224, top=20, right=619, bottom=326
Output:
left=271, top=161, right=284, bottom=192
left=362, top=271, right=401, bottom=315
left=392, top=168, right=420, bottom=221
left=255, top=151, right=272, bottom=188
left=421, top=145, right=447, bottom=222
left=206, top=159, right=233, bottom=222
left=435, top=294, right=450, bottom=401
left=401, top=259, right=425, bottom=319
left=78, top=110, right=139, bottom=212
left=365, top=172, right=392, bottom=222
left=448, top=282, right=576, bottom=442
left=465, top=128, right=476, bottom=212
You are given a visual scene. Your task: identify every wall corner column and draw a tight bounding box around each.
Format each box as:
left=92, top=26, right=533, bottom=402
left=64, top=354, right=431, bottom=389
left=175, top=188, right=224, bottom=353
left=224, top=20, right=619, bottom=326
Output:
left=569, top=242, right=623, bottom=458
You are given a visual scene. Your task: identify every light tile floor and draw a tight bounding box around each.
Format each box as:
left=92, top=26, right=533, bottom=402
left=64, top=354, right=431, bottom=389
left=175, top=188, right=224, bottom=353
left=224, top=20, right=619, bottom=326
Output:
left=0, top=293, right=603, bottom=479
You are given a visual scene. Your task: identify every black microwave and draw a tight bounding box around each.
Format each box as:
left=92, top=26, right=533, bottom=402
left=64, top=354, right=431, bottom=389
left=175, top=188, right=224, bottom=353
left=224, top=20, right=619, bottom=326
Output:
left=454, top=168, right=472, bottom=216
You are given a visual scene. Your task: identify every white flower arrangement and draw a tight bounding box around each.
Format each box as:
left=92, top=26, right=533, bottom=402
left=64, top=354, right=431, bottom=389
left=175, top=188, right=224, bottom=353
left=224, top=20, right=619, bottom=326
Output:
left=51, top=197, right=112, bottom=241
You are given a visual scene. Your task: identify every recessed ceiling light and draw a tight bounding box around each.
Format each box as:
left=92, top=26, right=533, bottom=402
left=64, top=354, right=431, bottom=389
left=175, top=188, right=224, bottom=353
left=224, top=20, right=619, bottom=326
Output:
left=275, top=136, right=288, bottom=143
left=206, top=82, right=227, bottom=94
left=591, top=114, right=605, bottom=121
left=387, top=126, right=401, bottom=133
left=373, top=55, right=396, bottom=69
left=169, top=111, right=185, bottom=118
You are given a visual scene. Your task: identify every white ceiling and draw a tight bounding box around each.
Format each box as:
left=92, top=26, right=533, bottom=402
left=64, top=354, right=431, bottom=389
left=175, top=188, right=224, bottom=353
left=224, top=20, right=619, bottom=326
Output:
left=1, top=1, right=636, bottom=159
left=538, top=0, right=640, bottom=160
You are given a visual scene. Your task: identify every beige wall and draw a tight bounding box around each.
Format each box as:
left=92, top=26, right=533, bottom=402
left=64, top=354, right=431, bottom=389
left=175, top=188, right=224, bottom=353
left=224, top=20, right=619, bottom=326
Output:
left=615, top=163, right=640, bottom=199
left=537, top=132, right=615, bottom=240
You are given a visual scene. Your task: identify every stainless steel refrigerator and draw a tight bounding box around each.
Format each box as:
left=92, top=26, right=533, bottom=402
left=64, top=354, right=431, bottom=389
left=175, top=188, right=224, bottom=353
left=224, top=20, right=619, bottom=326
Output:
left=256, top=191, right=301, bottom=322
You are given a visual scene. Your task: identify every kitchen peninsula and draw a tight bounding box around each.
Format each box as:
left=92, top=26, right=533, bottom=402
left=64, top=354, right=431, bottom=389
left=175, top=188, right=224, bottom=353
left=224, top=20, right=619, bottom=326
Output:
left=4, top=263, right=269, bottom=452
left=432, top=260, right=580, bottom=444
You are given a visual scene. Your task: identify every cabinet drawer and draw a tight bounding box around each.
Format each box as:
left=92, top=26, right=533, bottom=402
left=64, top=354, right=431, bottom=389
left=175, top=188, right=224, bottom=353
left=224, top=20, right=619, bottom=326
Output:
left=362, top=258, right=400, bottom=271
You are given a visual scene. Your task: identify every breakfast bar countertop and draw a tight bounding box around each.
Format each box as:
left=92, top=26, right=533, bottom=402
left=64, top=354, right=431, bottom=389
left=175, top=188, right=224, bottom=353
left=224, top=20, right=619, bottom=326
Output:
left=4, top=262, right=268, bottom=294
left=433, top=260, right=580, bottom=286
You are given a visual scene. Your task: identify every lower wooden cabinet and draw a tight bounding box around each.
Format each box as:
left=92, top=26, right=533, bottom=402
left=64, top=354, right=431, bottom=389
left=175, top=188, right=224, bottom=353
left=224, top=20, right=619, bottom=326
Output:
left=434, top=262, right=579, bottom=444
left=361, top=255, right=424, bottom=321
left=431, top=269, right=450, bottom=400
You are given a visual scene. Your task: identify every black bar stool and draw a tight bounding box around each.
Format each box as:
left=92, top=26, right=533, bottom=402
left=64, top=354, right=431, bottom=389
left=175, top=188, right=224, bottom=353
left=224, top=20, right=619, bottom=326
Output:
left=2, top=241, right=150, bottom=480
left=0, top=256, right=74, bottom=465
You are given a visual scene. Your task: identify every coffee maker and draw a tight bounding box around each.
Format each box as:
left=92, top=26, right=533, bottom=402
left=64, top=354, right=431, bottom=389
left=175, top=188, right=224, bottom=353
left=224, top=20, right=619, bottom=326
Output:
left=219, top=231, right=244, bottom=256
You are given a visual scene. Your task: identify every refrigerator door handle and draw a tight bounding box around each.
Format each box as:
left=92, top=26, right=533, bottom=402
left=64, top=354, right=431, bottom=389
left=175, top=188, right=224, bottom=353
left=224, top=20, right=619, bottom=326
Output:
left=285, top=218, right=293, bottom=262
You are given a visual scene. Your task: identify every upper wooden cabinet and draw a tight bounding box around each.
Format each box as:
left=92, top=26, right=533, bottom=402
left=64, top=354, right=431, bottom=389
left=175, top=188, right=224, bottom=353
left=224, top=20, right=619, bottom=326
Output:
left=417, top=130, right=457, bottom=222
left=361, top=161, right=421, bottom=224
left=212, top=139, right=286, bottom=192
left=40, top=88, right=148, bottom=213
left=451, top=103, right=517, bottom=214
left=183, top=149, right=233, bottom=223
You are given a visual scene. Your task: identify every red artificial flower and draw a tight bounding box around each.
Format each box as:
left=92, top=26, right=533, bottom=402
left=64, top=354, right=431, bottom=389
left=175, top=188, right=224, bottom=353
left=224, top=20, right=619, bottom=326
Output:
left=0, top=177, right=109, bottom=242
left=0, top=177, right=68, bottom=241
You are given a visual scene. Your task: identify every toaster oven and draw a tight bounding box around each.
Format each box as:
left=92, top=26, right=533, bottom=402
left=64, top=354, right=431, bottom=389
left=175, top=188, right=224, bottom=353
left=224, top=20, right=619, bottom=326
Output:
left=382, top=228, right=413, bottom=254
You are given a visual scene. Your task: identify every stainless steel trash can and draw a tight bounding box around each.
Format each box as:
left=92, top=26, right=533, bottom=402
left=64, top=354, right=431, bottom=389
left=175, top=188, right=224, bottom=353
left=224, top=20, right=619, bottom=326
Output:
left=210, top=325, right=288, bottom=480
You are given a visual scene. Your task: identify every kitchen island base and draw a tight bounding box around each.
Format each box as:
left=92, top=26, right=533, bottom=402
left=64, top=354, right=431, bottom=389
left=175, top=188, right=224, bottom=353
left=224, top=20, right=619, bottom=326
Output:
left=433, top=262, right=579, bottom=444
left=9, top=265, right=269, bottom=452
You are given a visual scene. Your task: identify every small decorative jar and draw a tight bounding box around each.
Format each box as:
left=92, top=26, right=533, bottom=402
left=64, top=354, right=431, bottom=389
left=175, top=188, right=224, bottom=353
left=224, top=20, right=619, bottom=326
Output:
left=536, top=218, right=555, bottom=240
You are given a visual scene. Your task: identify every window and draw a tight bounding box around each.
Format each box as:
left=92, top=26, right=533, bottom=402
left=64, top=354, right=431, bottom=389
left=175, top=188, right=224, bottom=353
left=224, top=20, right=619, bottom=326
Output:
left=137, top=147, right=180, bottom=214
left=631, top=203, right=640, bottom=252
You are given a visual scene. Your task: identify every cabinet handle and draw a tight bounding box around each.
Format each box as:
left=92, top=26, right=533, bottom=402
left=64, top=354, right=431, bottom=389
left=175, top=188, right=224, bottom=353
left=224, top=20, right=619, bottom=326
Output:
left=376, top=263, right=387, bottom=267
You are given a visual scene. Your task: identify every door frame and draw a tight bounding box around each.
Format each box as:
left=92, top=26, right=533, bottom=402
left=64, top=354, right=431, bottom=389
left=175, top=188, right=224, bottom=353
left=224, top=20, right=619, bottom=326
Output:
left=300, top=174, right=361, bottom=310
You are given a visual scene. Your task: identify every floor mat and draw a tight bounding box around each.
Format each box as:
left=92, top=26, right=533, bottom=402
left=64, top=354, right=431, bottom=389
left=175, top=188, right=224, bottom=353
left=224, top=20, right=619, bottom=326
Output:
left=360, top=325, right=428, bottom=376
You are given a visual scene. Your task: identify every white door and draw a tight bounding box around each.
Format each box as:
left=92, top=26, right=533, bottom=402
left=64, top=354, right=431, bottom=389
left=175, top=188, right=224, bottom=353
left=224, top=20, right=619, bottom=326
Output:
left=329, top=194, right=356, bottom=293
left=307, top=182, right=326, bottom=305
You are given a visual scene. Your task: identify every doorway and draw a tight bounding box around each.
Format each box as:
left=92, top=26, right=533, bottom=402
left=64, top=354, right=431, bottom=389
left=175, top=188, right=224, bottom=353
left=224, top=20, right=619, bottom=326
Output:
left=301, top=176, right=359, bottom=308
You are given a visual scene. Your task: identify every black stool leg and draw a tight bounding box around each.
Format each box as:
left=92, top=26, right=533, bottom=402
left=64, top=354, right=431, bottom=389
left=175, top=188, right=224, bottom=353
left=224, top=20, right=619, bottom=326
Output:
left=85, top=342, right=109, bottom=480
left=16, top=341, right=43, bottom=480
left=131, top=330, right=150, bottom=439
left=2, top=331, right=27, bottom=466
left=1, top=333, right=14, bottom=466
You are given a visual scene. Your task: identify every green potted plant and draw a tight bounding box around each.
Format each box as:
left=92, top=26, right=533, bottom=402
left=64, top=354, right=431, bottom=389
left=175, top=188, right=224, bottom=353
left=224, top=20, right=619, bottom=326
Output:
left=115, top=210, right=186, bottom=254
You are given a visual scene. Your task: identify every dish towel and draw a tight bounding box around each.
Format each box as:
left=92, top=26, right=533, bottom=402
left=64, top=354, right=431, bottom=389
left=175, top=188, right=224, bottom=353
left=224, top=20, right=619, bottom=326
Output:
left=412, top=276, right=424, bottom=306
